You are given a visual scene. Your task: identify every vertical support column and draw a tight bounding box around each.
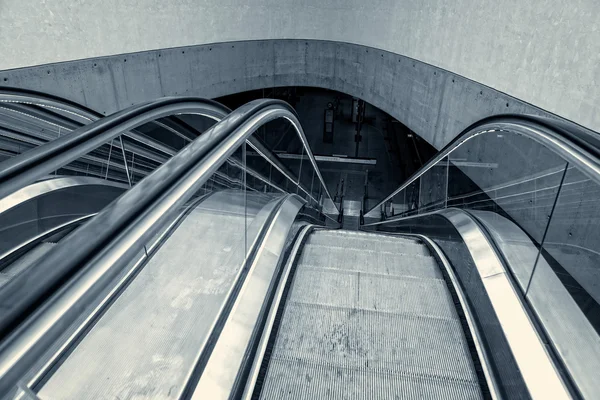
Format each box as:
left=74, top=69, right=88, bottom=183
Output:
left=354, top=99, right=365, bottom=158
left=119, top=136, right=132, bottom=187
left=104, top=139, right=114, bottom=180
left=525, top=162, right=569, bottom=294
left=243, top=142, right=248, bottom=255
left=444, top=156, right=450, bottom=209
left=130, top=152, right=136, bottom=185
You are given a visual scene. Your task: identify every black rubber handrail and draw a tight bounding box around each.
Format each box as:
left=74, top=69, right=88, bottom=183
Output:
left=0, top=96, right=231, bottom=199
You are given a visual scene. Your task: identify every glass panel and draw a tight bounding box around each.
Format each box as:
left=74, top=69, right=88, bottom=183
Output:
left=296, top=146, right=309, bottom=199
left=118, top=135, right=165, bottom=184
left=526, top=165, right=600, bottom=398
left=418, top=156, right=448, bottom=214
left=135, top=118, right=189, bottom=151
left=538, top=166, right=600, bottom=315
left=247, top=118, right=333, bottom=219
left=295, top=146, right=326, bottom=210
left=244, top=142, right=288, bottom=198
left=243, top=141, right=286, bottom=254
left=447, top=132, right=566, bottom=244
left=386, top=177, right=420, bottom=218
left=54, top=138, right=148, bottom=185
left=446, top=131, right=568, bottom=289
left=261, top=119, right=305, bottom=193
left=306, top=166, right=319, bottom=210
left=316, top=159, right=342, bottom=211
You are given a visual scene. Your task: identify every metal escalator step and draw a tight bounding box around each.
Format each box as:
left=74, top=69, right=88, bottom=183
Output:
left=289, top=267, right=457, bottom=319
left=298, top=244, right=441, bottom=279
left=261, top=357, right=482, bottom=400
left=307, top=230, right=429, bottom=256
left=257, top=230, right=482, bottom=399
left=271, top=302, right=478, bottom=382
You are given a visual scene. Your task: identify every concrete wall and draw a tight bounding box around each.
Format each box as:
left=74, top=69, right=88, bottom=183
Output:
left=0, top=40, right=571, bottom=150
left=1, top=0, right=598, bottom=136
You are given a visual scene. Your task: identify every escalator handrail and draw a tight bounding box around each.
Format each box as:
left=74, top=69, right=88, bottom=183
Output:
left=0, top=88, right=172, bottom=157
left=0, top=99, right=336, bottom=395
left=0, top=91, right=326, bottom=214
left=0, top=96, right=231, bottom=199
left=365, top=208, right=573, bottom=399
left=0, top=90, right=229, bottom=152
left=366, top=114, right=600, bottom=217
left=0, top=87, right=101, bottom=122
left=0, top=98, right=282, bottom=338
left=0, top=87, right=231, bottom=173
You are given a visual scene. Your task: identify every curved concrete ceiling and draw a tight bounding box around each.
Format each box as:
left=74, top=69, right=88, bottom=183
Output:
left=1, top=0, right=598, bottom=135
left=0, top=40, right=568, bottom=150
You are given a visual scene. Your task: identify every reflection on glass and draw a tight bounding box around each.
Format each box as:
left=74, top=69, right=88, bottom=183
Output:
left=418, top=157, right=448, bottom=214
left=375, top=127, right=600, bottom=398
left=447, top=131, right=567, bottom=244
left=526, top=165, right=600, bottom=398
left=388, top=178, right=420, bottom=218
left=535, top=166, right=600, bottom=330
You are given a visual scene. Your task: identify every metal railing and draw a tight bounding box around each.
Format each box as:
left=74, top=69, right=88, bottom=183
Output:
left=0, top=96, right=230, bottom=199
left=363, top=114, right=600, bottom=399
left=0, top=97, right=338, bottom=396
left=366, top=115, right=600, bottom=218
left=0, top=89, right=230, bottom=184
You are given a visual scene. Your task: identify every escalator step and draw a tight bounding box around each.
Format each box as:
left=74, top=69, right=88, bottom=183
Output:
left=257, top=230, right=483, bottom=400
left=289, top=267, right=455, bottom=319
left=298, top=245, right=441, bottom=279
left=261, top=357, right=482, bottom=400
left=306, top=230, right=428, bottom=256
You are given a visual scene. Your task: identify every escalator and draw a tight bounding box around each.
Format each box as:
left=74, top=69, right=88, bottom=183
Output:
left=0, top=176, right=129, bottom=290
left=254, top=230, right=484, bottom=399
left=0, top=89, right=229, bottom=184
left=37, top=190, right=279, bottom=399
left=0, top=95, right=597, bottom=400
left=0, top=243, right=55, bottom=289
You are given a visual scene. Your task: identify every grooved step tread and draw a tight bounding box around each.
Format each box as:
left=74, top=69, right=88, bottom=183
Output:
left=308, top=231, right=428, bottom=256
left=272, top=301, right=479, bottom=382
left=261, top=357, right=482, bottom=400
left=298, top=244, right=441, bottom=280
left=290, top=267, right=458, bottom=320
left=260, top=229, right=482, bottom=399
left=304, top=243, right=436, bottom=259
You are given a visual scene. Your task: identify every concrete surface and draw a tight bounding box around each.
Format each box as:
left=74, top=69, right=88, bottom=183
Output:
left=0, top=0, right=598, bottom=138
left=0, top=39, right=578, bottom=150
